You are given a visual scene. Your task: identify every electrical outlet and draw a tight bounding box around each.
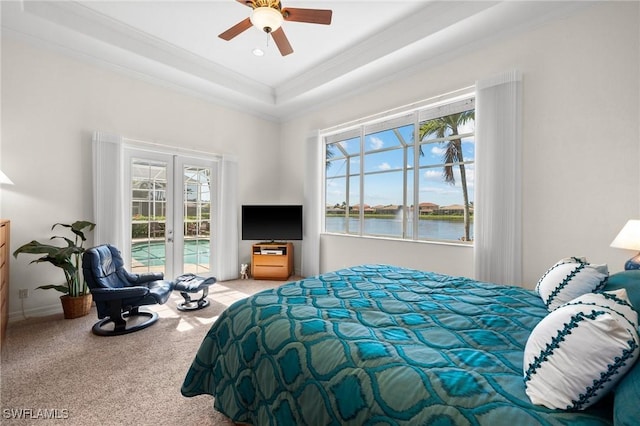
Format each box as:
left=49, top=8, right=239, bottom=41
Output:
left=18, top=289, right=29, bottom=299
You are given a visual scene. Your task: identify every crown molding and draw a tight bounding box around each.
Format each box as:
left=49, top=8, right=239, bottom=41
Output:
left=2, top=1, right=592, bottom=121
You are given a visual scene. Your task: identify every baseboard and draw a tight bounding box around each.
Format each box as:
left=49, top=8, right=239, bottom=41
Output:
left=8, top=302, right=63, bottom=323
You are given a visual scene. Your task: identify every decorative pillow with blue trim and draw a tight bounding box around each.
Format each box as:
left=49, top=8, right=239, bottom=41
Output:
left=523, top=289, right=639, bottom=410
left=535, top=257, right=609, bottom=311
left=604, top=271, right=640, bottom=426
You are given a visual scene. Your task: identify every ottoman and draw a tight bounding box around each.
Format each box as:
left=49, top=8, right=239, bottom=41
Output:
left=173, top=274, right=217, bottom=311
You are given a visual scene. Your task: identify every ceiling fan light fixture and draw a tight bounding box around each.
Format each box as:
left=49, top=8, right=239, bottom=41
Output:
left=250, top=7, right=283, bottom=33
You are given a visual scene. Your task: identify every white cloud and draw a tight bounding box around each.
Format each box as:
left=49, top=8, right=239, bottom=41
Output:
left=462, top=166, right=475, bottom=188
left=431, top=146, right=446, bottom=156
left=423, top=170, right=441, bottom=180
left=379, top=162, right=391, bottom=171
left=423, top=165, right=475, bottom=186
left=369, top=136, right=384, bottom=150
left=419, top=187, right=458, bottom=195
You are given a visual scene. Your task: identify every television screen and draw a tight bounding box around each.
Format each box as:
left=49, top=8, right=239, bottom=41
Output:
left=241, top=205, right=303, bottom=241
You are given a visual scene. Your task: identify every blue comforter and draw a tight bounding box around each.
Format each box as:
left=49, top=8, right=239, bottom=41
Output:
left=181, top=264, right=612, bottom=425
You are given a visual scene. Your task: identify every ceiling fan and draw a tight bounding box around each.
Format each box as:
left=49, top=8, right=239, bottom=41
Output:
left=219, top=0, right=333, bottom=56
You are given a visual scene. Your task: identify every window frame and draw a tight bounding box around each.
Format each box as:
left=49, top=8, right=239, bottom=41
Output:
left=322, top=95, right=475, bottom=244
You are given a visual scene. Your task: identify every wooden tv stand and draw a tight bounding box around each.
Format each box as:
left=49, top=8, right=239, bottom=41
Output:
left=251, top=242, right=293, bottom=280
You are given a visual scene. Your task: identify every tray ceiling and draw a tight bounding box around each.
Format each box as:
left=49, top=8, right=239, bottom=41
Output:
left=1, top=1, right=587, bottom=120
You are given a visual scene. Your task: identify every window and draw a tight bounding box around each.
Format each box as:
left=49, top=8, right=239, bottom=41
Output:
left=324, top=97, right=475, bottom=243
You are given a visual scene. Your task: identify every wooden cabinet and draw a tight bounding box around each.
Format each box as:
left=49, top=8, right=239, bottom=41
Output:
left=251, top=243, right=293, bottom=280
left=0, top=220, right=9, bottom=349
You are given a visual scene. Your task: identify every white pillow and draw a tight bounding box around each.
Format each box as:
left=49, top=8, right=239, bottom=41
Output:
left=535, top=257, right=608, bottom=311
left=523, top=290, right=639, bottom=410
left=535, top=257, right=586, bottom=294
left=565, top=289, right=638, bottom=329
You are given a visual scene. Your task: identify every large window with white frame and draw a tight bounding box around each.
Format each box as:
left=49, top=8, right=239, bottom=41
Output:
left=324, top=96, right=475, bottom=243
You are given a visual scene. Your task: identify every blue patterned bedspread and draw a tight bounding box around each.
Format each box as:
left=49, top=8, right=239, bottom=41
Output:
left=181, top=265, right=612, bottom=425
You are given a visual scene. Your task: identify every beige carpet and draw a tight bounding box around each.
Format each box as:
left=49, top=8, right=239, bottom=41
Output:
left=0, top=278, right=295, bottom=425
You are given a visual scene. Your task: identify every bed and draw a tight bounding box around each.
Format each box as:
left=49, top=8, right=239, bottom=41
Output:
left=181, top=264, right=640, bottom=425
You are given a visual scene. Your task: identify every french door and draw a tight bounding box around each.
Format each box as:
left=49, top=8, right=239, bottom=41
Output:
left=125, top=148, right=217, bottom=279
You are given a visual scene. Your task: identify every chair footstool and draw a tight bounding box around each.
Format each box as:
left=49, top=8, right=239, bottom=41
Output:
left=173, top=274, right=217, bottom=311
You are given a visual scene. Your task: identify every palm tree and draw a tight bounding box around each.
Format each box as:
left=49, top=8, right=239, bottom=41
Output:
left=325, top=144, right=336, bottom=170
left=419, top=110, right=474, bottom=241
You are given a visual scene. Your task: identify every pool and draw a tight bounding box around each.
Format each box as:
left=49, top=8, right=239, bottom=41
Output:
left=131, top=239, right=210, bottom=267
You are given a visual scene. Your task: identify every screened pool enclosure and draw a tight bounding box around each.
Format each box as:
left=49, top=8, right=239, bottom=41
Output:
left=129, top=158, right=212, bottom=276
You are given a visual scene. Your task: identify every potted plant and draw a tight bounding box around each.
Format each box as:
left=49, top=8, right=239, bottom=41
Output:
left=13, top=220, right=96, bottom=319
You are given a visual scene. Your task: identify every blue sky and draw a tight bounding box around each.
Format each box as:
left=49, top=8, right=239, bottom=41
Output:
left=325, top=122, right=475, bottom=208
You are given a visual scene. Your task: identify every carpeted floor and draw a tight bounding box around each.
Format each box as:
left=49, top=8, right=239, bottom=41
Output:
left=0, top=278, right=293, bottom=425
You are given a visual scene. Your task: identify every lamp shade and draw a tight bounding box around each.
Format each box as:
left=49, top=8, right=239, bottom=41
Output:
left=610, top=220, right=640, bottom=251
left=250, top=7, right=283, bottom=33
left=0, top=170, right=13, bottom=185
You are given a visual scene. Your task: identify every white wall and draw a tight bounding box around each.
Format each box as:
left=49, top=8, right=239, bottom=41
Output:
left=280, top=1, right=640, bottom=287
left=1, top=38, right=281, bottom=319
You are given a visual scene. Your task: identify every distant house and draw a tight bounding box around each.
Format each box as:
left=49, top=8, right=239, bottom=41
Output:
left=326, top=207, right=346, bottom=214
left=351, top=204, right=376, bottom=214
left=418, top=203, right=439, bottom=214
left=436, top=204, right=473, bottom=215
left=374, top=204, right=401, bottom=215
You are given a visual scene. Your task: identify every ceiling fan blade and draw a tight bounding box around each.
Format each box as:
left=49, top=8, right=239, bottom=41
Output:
left=282, top=8, right=332, bottom=25
left=271, top=28, right=293, bottom=56
left=219, top=18, right=252, bottom=41
left=236, top=0, right=254, bottom=7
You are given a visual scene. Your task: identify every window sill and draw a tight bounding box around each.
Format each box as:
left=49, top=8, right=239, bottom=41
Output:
left=321, top=232, right=474, bottom=248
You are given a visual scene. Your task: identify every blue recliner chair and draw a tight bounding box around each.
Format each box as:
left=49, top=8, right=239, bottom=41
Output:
left=82, top=244, right=174, bottom=336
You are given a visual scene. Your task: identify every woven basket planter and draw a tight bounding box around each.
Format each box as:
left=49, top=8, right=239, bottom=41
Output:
left=60, top=294, right=92, bottom=319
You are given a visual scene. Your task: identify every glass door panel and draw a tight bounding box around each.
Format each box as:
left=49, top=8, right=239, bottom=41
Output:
left=181, top=165, right=212, bottom=275
left=130, top=158, right=172, bottom=276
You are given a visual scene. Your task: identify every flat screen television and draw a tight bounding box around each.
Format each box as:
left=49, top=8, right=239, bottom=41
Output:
left=241, top=205, right=303, bottom=241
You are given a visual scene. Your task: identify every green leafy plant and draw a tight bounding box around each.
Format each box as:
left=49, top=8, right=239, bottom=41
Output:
left=13, top=220, right=96, bottom=297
